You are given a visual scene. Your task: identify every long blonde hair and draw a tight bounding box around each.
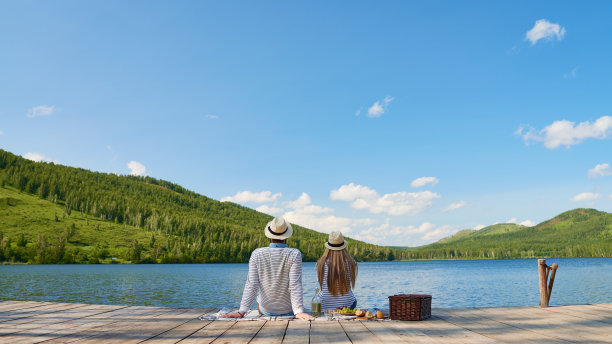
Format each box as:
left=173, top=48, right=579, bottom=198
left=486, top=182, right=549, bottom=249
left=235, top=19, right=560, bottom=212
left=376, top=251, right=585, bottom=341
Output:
left=316, top=248, right=358, bottom=296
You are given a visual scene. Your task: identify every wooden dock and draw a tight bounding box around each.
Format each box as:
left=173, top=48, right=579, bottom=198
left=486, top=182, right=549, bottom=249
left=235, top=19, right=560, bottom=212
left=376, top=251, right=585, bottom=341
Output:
left=0, top=301, right=610, bottom=343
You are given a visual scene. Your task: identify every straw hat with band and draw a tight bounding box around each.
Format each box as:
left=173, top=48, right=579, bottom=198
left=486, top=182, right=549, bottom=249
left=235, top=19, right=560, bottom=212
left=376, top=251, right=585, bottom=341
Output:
left=264, top=217, right=293, bottom=240
left=325, top=231, right=347, bottom=250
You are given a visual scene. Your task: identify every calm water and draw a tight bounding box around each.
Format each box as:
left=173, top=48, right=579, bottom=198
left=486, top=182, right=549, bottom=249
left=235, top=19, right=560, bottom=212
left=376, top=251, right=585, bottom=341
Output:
left=1, top=258, right=610, bottom=310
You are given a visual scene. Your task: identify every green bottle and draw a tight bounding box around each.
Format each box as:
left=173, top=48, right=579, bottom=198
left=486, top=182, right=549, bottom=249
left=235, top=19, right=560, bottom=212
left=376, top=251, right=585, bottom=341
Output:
left=311, top=287, right=322, bottom=317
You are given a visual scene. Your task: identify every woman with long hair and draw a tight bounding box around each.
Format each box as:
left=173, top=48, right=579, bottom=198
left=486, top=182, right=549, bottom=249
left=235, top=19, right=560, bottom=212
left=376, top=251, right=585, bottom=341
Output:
left=316, top=231, right=358, bottom=310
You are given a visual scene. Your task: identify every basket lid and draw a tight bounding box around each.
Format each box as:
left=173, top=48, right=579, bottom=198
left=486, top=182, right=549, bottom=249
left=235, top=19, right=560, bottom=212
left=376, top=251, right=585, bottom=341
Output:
left=388, top=294, right=432, bottom=299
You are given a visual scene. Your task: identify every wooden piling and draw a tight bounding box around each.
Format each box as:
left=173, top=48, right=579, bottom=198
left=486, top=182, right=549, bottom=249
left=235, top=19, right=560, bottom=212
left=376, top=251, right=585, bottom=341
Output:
left=538, top=259, right=548, bottom=307
left=546, top=263, right=558, bottom=304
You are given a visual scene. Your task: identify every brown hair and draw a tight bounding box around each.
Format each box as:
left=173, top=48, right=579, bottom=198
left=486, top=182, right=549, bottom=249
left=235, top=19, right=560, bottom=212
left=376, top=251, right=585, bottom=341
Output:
left=316, top=248, right=357, bottom=296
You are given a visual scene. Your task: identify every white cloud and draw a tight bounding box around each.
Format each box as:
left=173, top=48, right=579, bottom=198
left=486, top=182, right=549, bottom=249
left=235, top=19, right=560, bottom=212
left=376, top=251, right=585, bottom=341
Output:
left=572, top=192, right=600, bottom=202
left=507, top=218, right=536, bottom=227
left=354, top=222, right=457, bottom=246
left=283, top=211, right=373, bottom=234
left=127, top=161, right=146, bottom=176
left=331, top=183, right=440, bottom=216
left=282, top=192, right=370, bottom=234
left=525, top=19, right=566, bottom=46
left=221, top=190, right=282, bottom=203
left=330, top=183, right=378, bottom=201
left=422, top=225, right=455, bottom=241
left=23, top=152, right=59, bottom=164
left=355, top=109, right=361, bottom=117
left=520, top=219, right=536, bottom=227
left=26, top=105, right=55, bottom=118
left=256, top=204, right=284, bottom=216
left=517, top=116, right=612, bottom=149
left=205, top=114, right=218, bottom=119
left=285, top=193, right=333, bottom=214
left=473, top=224, right=486, bottom=230
left=0, top=130, right=3, bottom=136
left=367, top=96, right=394, bottom=118
left=106, top=145, right=113, bottom=150
left=410, top=176, right=439, bottom=188
left=286, top=192, right=312, bottom=209
left=588, top=163, right=612, bottom=178
left=442, top=200, right=467, bottom=212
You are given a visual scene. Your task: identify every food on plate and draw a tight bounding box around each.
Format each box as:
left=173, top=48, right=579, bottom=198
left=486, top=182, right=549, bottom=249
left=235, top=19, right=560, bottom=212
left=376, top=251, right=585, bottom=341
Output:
left=365, top=311, right=374, bottom=319
left=355, top=309, right=365, bottom=317
left=376, top=310, right=383, bottom=319
left=337, top=306, right=356, bottom=314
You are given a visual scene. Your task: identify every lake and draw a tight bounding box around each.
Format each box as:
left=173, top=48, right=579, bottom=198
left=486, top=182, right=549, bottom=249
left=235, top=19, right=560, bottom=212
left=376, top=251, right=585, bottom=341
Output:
left=1, top=258, right=610, bottom=310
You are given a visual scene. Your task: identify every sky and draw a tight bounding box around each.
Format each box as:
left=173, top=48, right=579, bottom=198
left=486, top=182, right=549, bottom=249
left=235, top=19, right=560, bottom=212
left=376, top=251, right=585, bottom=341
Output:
left=2, top=1, right=612, bottom=246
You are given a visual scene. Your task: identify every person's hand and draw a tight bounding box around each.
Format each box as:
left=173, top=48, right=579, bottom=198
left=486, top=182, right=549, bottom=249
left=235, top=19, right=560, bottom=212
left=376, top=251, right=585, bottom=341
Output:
left=221, top=311, right=245, bottom=318
left=295, top=312, right=314, bottom=321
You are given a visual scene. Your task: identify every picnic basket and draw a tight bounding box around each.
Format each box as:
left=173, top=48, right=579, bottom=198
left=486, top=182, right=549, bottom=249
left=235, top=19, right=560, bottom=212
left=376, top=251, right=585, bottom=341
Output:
left=388, top=294, right=432, bottom=321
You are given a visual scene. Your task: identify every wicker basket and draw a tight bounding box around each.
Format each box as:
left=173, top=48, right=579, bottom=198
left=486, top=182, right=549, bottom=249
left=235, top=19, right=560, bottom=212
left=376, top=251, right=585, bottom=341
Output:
left=388, top=294, right=432, bottom=321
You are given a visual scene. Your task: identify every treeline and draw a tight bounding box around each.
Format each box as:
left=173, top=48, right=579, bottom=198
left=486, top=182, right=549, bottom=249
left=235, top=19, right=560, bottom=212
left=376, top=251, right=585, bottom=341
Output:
left=401, top=209, right=612, bottom=259
left=0, top=149, right=400, bottom=263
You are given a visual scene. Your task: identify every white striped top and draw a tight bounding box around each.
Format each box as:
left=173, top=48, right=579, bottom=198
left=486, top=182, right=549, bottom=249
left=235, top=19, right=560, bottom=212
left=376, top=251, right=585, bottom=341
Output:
left=317, top=263, right=356, bottom=311
left=239, top=247, right=305, bottom=314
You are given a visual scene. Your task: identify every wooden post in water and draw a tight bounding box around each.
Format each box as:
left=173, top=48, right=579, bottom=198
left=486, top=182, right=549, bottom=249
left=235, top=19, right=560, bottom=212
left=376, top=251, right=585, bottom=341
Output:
left=538, top=259, right=549, bottom=307
left=546, top=263, right=558, bottom=305
left=538, top=259, right=559, bottom=307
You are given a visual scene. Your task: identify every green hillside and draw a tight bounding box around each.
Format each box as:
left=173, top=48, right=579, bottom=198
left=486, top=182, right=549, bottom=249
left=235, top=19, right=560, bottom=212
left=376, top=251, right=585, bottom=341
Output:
left=0, top=149, right=398, bottom=264
left=400, top=209, right=612, bottom=259
left=1, top=148, right=611, bottom=263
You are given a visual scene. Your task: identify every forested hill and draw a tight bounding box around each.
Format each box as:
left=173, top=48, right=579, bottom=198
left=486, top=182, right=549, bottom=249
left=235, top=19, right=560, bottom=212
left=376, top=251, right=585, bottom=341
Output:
left=399, top=209, right=612, bottom=259
left=0, top=149, right=399, bottom=264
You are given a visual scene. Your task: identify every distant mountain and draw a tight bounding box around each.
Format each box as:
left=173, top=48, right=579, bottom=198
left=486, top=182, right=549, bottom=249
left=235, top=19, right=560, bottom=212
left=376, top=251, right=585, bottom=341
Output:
left=396, top=209, right=612, bottom=259
left=0, top=149, right=397, bottom=264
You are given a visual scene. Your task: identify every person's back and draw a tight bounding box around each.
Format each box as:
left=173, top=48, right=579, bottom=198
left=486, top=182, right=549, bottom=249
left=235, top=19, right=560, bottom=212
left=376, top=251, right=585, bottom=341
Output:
left=316, top=231, right=358, bottom=310
left=244, top=246, right=302, bottom=314
left=222, top=217, right=313, bottom=320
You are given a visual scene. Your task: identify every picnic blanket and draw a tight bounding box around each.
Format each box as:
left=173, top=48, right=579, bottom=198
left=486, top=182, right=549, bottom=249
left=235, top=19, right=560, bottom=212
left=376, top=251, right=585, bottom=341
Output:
left=199, top=308, right=389, bottom=321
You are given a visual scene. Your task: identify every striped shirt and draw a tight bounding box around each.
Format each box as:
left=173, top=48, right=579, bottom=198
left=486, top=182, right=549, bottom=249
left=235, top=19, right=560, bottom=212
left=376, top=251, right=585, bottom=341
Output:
left=317, top=263, right=356, bottom=310
left=239, top=247, right=305, bottom=314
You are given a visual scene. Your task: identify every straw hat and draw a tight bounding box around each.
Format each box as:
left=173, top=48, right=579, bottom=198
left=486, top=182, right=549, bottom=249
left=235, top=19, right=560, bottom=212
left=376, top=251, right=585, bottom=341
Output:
left=325, top=231, right=347, bottom=250
left=264, top=217, right=293, bottom=240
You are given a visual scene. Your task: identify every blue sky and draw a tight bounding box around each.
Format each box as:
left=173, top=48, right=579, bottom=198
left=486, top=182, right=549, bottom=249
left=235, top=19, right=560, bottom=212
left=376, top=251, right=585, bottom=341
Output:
left=2, top=1, right=612, bottom=246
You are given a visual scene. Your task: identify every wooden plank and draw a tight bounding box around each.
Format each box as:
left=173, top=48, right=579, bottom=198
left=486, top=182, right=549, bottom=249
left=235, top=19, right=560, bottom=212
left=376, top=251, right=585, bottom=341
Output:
left=382, top=320, right=450, bottom=344
left=436, top=307, right=568, bottom=344
left=496, top=306, right=612, bottom=341
left=476, top=306, right=608, bottom=343
left=249, top=320, right=288, bottom=344
left=0, top=303, right=87, bottom=323
left=40, top=306, right=176, bottom=344
left=359, top=320, right=412, bottom=343
left=0, top=304, right=123, bottom=337
left=178, top=320, right=236, bottom=344
left=0, top=302, right=51, bottom=313
left=542, top=305, right=612, bottom=325
left=592, top=303, right=612, bottom=310
left=209, top=320, right=265, bottom=344
left=71, top=308, right=205, bottom=344
left=422, top=316, right=498, bottom=344
left=281, top=320, right=309, bottom=344
left=309, top=321, right=351, bottom=344
left=8, top=306, right=157, bottom=344
left=139, top=309, right=216, bottom=344
left=339, top=320, right=383, bottom=344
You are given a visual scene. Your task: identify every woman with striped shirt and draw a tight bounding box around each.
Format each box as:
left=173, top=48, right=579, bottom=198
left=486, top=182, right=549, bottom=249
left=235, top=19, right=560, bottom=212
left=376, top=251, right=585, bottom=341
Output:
left=316, top=231, right=358, bottom=311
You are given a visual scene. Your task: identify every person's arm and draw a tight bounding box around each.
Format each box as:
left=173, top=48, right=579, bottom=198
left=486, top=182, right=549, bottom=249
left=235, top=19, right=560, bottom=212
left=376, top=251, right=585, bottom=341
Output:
left=238, top=251, right=260, bottom=314
left=289, top=251, right=313, bottom=320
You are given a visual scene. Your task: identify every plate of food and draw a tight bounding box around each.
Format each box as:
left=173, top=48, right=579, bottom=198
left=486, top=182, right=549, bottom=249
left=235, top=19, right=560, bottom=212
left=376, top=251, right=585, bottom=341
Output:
left=336, top=306, right=356, bottom=316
